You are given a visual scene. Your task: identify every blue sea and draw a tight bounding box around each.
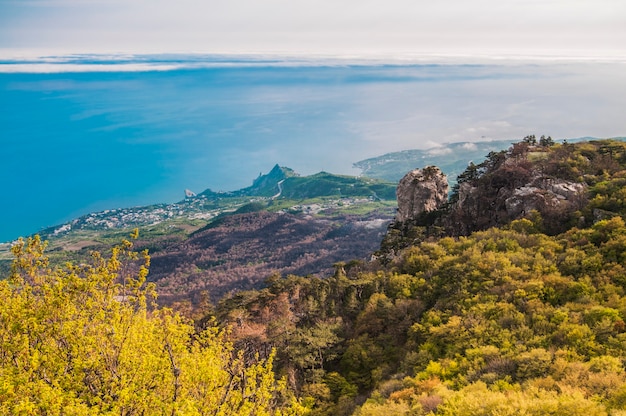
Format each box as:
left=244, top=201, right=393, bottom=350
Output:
left=1, top=54, right=625, bottom=242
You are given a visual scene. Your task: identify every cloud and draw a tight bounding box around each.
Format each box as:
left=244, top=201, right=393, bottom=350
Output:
left=0, top=63, right=183, bottom=73
left=1, top=0, right=625, bottom=56
left=427, top=147, right=453, bottom=156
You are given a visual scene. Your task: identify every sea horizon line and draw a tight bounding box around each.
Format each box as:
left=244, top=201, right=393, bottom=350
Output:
left=1, top=50, right=625, bottom=73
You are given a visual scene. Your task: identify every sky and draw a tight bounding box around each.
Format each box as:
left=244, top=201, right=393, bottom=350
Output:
left=1, top=0, right=625, bottom=59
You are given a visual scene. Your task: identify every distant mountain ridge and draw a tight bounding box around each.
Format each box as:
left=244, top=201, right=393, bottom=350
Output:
left=353, top=137, right=626, bottom=186
left=25, top=165, right=396, bottom=240
left=199, top=163, right=396, bottom=201
left=199, top=164, right=299, bottom=198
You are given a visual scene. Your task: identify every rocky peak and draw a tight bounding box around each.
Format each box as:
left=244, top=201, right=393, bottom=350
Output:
left=252, top=164, right=297, bottom=188
left=248, top=165, right=298, bottom=196
left=395, top=166, right=448, bottom=222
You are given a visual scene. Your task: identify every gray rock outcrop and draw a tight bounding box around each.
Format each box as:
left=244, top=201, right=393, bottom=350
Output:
left=396, top=166, right=448, bottom=222
left=447, top=173, right=588, bottom=236
left=504, top=178, right=586, bottom=218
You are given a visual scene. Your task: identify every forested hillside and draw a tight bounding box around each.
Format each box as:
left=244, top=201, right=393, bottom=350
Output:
left=214, top=217, right=626, bottom=414
left=0, top=235, right=304, bottom=415
left=3, top=138, right=626, bottom=415
left=147, top=209, right=394, bottom=305
left=209, top=139, right=626, bottom=415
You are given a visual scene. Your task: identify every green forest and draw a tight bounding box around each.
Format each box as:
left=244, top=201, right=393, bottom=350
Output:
left=4, top=139, right=626, bottom=415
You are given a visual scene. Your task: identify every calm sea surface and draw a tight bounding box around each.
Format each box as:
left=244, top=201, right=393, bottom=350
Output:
left=1, top=57, right=625, bottom=241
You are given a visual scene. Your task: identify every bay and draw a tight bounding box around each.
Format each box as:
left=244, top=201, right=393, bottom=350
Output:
left=1, top=56, right=625, bottom=242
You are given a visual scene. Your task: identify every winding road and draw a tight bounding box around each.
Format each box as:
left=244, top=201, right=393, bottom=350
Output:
left=271, top=180, right=285, bottom=199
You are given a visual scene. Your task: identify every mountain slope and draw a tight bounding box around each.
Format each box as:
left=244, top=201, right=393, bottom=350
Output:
left=32, top=165, right=396, bottom=241
left=7, top=165, right=398, bottom=304
left=146, top=210, right=393, bottom=305
left=199, top=164, right=299, bottom=198
left=210, top=138, right=626, bottom=415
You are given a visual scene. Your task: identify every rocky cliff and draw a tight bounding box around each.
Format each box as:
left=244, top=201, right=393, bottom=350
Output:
left=395, top=166, right=448, bottom=222
left=442, top=144, right=589, bottom=236
left=446, top=167, right=587, bottom=235
left=381, top=139, right=626, bottom=254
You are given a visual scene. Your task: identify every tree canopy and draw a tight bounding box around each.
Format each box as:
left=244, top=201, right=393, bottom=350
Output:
left=214, top=216, right=626, bottom=415
left=0, top=233, right=303, bottom=415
